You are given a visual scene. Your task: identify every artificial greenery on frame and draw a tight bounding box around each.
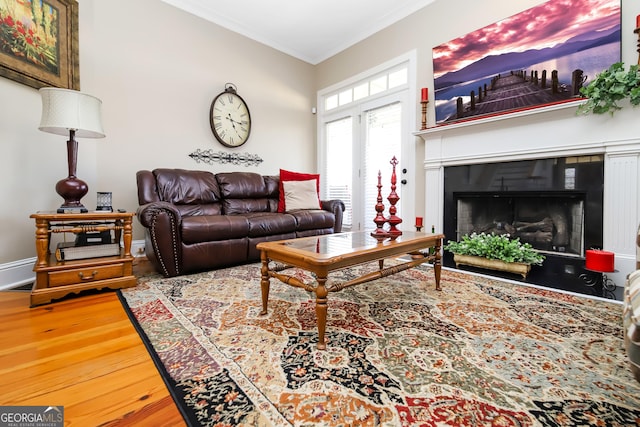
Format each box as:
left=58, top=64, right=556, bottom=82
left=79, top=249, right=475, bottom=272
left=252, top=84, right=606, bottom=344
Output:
left=444, top=232, right=545, bottom=265
left=576, top=62, right=640, bottom=116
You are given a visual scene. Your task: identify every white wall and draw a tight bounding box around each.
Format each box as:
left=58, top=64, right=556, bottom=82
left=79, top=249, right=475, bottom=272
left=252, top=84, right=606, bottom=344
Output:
left=0, top=0, right=316, bottom=266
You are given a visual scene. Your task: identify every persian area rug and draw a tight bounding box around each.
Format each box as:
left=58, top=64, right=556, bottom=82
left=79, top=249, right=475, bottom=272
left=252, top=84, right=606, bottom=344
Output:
left=118, top=262, right=640, bottom=426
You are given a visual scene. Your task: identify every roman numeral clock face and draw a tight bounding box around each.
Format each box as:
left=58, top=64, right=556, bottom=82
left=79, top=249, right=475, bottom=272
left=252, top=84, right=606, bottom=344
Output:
left=209, top=88, right=252, bottom=147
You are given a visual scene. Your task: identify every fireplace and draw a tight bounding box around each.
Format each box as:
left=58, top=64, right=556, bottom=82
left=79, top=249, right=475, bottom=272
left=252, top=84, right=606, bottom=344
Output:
left=442, top=156, right=610, bottom=296
left=455, top=192, right=585, bottom=256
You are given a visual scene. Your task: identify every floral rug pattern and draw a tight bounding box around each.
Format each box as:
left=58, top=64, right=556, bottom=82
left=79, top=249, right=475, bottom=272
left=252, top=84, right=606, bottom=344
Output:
left=120, top=262, right=640, bottom=426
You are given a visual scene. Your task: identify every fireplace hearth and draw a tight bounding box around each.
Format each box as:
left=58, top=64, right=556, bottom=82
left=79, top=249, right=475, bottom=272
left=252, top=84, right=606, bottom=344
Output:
left=442, top=156, right=617, bottom=298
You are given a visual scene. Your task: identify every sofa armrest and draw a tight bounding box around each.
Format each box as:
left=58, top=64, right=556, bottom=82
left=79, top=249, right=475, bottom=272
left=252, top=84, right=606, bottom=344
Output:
left=136, top=202, right=183, bottom=277
left=321, top=199, right=346, bottom=233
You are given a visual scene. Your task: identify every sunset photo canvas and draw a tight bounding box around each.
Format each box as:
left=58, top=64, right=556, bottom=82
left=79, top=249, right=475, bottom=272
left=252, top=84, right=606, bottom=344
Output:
left=432, top=0, right=621, bottom=125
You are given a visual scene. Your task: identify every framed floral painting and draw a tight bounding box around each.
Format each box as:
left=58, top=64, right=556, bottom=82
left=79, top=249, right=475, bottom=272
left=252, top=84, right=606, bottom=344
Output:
left=0, top=0, right=79, bottom=90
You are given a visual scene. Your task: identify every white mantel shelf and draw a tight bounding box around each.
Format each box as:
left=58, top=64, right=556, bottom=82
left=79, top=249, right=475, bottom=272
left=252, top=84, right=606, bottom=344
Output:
left=414, top=99, right=586, bottom=137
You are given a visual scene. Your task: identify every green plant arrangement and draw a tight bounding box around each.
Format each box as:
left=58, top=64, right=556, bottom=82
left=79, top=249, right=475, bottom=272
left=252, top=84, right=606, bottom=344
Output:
left=444, top=232, right=545, bottom=265
left=576, top=62, right=640, bottom=116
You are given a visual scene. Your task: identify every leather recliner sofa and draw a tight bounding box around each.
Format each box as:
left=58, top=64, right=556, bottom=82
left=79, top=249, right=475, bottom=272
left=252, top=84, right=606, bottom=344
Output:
left=136, top=168, right=345, bottom=277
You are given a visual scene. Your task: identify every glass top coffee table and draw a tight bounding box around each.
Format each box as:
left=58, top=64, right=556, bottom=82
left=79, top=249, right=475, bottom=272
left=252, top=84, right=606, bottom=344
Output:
left=256, top=231, right=444, bottom=349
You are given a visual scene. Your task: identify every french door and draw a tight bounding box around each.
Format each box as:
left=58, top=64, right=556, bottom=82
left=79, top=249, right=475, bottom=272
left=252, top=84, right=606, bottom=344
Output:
left=321, top=91, right=413, bottom=231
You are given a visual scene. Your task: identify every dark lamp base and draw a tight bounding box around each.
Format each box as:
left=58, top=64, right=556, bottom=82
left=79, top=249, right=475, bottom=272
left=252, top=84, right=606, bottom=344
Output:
left=56, top=176, right=88, bottom=214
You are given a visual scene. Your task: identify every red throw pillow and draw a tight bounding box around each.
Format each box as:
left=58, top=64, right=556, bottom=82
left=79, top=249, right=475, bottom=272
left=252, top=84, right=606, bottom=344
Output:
left=278, top=169, right=320, bottom=212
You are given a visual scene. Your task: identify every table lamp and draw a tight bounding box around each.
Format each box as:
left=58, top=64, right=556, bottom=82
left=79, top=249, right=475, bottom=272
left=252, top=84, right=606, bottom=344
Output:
left=39, top=87, right=105, bottom=213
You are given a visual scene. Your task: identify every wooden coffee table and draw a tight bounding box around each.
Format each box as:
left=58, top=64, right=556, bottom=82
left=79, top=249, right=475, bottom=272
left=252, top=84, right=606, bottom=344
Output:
left=257, top=231, right=444, bottom=349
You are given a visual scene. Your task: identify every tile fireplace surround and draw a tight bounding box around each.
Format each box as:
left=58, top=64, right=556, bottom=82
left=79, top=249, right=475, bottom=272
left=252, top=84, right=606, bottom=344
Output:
left=416, top=103, right=640, bottom=299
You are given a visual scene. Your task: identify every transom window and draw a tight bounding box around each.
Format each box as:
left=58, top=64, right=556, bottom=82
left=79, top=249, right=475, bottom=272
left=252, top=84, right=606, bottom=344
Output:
left=323, top=65, right=408, bottom=112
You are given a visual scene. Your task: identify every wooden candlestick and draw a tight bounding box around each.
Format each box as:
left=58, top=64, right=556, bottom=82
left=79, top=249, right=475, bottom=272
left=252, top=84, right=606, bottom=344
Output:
left=635, top=25, right=640, bottom=65
left=420, top=100, right=428, bottom=130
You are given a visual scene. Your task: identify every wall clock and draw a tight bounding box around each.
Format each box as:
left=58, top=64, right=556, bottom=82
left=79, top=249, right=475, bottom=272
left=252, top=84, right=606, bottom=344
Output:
left=209, top=83, right=252, bottom=148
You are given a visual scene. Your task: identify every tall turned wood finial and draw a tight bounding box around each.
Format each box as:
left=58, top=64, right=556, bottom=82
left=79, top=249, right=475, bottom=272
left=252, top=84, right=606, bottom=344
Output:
left=387, top=156, right=402, bottom=238
left=371, top=170, right=389, bottom=241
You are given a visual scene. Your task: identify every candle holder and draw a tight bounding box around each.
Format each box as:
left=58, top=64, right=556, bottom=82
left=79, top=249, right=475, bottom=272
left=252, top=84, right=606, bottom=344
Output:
left=420, top=100, right=428, bottom=130
left=579, top=249, right=617, bottom=299
left=635, top=25, right=640, bottom=65
left=579, top=268, right=618, bottom=299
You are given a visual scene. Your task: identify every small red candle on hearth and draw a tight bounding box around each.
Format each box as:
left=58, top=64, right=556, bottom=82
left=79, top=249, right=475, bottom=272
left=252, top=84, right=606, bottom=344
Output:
left=637, top=14, right=640, bottom=29
left=415, top=216, right=423, bottom=227
left=421, top=88, right=428, bottom=102
left=585, top=249, right=615, bottom=272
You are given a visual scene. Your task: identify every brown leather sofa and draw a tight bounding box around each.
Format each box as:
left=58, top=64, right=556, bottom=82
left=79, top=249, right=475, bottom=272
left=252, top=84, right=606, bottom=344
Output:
left=136, top=168, right=345, bottom=277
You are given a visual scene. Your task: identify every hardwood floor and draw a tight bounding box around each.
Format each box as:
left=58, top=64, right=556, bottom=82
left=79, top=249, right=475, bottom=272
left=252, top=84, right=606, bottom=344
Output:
left=0, top=259, right=186, bottom=426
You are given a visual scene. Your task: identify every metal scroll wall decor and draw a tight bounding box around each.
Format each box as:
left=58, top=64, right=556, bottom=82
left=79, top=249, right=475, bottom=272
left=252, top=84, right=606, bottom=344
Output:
left=188, top=149, right=263, bottom=167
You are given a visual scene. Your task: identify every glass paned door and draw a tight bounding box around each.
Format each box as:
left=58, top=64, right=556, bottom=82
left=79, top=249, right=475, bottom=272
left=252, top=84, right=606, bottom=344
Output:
left=363, top=102, right=402, bottom=230
left=322, top=96, right=408, bottom=232
left=325, top=117, right=354, bottom=230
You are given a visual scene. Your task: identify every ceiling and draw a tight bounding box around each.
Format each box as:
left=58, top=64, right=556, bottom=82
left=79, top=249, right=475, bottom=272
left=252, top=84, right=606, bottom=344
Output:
left=160, top=0, right=436, bottom=65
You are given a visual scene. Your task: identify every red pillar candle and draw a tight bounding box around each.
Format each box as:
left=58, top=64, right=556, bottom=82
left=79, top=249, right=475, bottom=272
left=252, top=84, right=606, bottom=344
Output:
left=637, top=14, right=640, bottom=28
left=421, top=88, right=428, bottom=102
left=415, top=216, right=423, bottom=227
left=585, top=249, right=615, bottom=272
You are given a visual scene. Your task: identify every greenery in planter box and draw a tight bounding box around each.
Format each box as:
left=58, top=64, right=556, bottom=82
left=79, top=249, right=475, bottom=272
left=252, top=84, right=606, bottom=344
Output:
left=576, top=62, right=640, bottom=116
left=444, top=232, right=545, bottom=266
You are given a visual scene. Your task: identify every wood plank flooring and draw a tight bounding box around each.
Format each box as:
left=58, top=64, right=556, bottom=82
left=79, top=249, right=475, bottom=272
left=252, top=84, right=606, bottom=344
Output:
left=0, top=260, right=186, bottom=426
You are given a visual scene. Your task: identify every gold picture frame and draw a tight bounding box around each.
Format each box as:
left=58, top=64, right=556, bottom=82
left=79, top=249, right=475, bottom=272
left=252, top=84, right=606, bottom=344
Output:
left=0, top=0, right=79, bottom=90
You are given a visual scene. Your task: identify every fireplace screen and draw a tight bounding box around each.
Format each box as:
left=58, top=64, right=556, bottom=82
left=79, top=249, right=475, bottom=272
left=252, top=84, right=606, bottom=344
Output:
left=456, top=193, right=584, bottom=256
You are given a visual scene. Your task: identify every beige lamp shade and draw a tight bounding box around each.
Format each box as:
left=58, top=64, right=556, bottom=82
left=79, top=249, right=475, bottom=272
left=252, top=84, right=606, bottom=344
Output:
left=38, top=87, right=105, bottom=213
left=39, top=87, right=105, bottom=138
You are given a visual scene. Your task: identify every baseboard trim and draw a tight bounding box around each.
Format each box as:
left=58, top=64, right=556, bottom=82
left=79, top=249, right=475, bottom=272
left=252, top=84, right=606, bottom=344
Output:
left=131, top=240, right=146, bottom=258
left=0, top=239, right=147, bottom=291
left=0, top=258, right=36, bottom=291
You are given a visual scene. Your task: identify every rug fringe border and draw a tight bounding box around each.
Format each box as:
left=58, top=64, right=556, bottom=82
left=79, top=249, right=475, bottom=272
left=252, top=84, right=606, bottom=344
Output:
left=116, top=289, right=200, bottom=427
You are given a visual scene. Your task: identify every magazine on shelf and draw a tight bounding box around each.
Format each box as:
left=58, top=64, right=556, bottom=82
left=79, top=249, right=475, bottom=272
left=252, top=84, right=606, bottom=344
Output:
left=55, top=242, right=121, bottom=262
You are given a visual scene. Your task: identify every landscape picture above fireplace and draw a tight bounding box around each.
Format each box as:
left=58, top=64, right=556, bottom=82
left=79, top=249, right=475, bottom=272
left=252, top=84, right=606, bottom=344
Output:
left=432, top=0, right=621, bottom=125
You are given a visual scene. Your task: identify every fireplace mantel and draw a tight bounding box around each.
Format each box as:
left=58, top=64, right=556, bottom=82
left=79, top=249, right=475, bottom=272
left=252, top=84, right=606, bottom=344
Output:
left=414, top=99, right=584, bottom=137
left=418, top=104, right=640, bottom=291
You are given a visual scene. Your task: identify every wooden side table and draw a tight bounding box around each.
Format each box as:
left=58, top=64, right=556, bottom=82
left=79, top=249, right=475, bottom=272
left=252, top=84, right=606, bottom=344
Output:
left=30, top=211, right=137, bottom=307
